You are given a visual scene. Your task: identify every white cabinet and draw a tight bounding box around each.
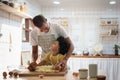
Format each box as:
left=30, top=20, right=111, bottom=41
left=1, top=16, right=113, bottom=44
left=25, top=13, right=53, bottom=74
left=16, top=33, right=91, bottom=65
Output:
left=0, top=24, right=22, bottom=68
left=67, top=57, right=120, bottom=80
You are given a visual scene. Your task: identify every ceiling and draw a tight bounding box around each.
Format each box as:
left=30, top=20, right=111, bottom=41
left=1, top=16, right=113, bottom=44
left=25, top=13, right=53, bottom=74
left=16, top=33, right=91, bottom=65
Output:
left=37, top=0, right=120, bottom=9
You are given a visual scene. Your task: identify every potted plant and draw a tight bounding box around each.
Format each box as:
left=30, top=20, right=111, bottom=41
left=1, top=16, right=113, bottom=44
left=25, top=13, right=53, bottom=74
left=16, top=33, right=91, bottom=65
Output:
left=113, top=44, right=120, bottom=55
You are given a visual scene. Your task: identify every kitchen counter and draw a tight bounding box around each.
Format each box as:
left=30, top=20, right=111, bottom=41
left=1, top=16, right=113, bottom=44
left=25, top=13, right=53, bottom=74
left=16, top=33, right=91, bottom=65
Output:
left=70, top=55, right=120, bottom=58
left=67, top=56, right=120, bottom=80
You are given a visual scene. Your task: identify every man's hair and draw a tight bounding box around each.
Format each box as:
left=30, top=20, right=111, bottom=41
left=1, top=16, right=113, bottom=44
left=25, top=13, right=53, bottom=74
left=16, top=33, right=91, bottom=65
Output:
left=57, top=36, right=70, bottom=55
left=32, top=14, right=46, bottom=28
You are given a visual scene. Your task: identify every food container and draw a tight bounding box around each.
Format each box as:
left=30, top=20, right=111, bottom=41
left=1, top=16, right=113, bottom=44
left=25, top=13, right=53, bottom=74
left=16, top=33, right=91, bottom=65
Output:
left=89, top=64, right=97, bottom=78
left=79, top=69, right=88, bottom=79
left=97, top=75, right=106, bottom=80
left=9, top=0, right=14, bottom=7
left=1, top=0, right=9, bottom=5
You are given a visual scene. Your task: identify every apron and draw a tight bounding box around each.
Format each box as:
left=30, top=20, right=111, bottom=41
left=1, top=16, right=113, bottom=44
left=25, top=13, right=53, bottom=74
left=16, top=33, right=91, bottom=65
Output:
left=38, top=34, right=56, bottom=60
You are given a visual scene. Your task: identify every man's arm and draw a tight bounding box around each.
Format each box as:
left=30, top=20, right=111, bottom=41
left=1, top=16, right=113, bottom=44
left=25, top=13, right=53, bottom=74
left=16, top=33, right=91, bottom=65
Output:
left=64, top=37, right=74, bottom=60
left=32, top=45, right=38, bottom=62
left=56, top=37, right=74, bottom=69
left=57, top=37, right=74, bottom=67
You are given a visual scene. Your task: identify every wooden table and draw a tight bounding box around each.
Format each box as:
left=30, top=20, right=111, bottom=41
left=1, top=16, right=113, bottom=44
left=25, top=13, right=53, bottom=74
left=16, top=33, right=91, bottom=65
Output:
left=0, top=70, right=78, bottom=80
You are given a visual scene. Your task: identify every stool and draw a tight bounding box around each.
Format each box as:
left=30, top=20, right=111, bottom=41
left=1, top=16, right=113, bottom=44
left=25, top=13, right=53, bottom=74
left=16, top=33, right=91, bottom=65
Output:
left=97, top=75, right=106, bottom=80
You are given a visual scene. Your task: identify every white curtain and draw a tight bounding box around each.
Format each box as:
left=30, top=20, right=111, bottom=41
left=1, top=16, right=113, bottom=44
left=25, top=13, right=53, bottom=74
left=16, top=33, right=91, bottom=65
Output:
left=67, top=58, right=120, bottom=80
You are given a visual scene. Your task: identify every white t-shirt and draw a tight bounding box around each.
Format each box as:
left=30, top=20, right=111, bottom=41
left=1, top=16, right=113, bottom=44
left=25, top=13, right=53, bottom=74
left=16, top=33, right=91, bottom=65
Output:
left=29, top=24, right=68, bottom=58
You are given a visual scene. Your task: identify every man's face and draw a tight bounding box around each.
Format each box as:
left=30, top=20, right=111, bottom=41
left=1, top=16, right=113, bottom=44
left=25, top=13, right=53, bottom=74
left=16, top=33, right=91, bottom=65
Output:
left=39, top=22, right=49, bottom=33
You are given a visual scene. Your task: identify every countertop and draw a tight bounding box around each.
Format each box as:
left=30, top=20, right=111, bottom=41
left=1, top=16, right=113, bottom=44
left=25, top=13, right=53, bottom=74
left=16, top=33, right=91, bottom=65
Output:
left=70, top=55, right=120, bottom=58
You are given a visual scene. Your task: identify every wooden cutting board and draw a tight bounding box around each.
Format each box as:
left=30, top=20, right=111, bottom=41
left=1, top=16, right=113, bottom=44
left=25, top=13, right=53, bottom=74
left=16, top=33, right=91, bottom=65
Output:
left=18, top=69, right=67, bottom=77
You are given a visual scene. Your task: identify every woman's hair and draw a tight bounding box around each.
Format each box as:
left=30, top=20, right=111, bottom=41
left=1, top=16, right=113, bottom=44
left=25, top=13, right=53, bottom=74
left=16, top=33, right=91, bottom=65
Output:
left=57, top=36, right=70, bottom=55
left=32, top=14, right=47, bottom=28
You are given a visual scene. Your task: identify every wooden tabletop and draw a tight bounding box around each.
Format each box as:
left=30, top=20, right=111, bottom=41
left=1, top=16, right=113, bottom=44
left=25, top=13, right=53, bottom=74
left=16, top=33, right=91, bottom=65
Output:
left=0, top=70, right=100, bottom=80
left=0, top=70, right=75, bottom=80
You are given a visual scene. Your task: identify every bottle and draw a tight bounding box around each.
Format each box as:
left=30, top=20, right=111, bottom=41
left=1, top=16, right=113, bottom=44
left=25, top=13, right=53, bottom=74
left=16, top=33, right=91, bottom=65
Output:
left=20, top=2, right=26, bottom=13
left=23, top=2, right=26, bottom=13
left=20, top=3, right=23, bottom=12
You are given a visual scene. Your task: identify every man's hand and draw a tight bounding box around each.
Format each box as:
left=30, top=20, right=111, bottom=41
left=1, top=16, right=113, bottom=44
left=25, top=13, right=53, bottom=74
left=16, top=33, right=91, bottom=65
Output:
left=28, top=62, right=37, bottom=72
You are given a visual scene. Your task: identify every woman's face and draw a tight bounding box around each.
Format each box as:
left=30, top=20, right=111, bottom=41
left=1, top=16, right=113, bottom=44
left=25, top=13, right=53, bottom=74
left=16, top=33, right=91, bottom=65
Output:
left=50, top=41, right=59, bottom=54
left=39, top=22, right=49, bottom=33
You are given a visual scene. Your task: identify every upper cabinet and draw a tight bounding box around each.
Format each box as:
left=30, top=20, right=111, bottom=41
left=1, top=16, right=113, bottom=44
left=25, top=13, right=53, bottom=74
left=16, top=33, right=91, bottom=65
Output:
left=0, top=2, right=31, bottom=18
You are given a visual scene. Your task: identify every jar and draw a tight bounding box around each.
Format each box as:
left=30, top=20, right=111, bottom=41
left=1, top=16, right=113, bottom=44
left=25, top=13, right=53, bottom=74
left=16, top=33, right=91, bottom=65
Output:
left=83, top=48, right=89, bottom=56
left=14, top=3, right=21, bottom=11
left=97, top=75, right=106, bottom=80
left=1, top=0, right=9, bottom=5
left=79, top=69, right=88, bottom=79
left=9, top=0, right=14, bottom=7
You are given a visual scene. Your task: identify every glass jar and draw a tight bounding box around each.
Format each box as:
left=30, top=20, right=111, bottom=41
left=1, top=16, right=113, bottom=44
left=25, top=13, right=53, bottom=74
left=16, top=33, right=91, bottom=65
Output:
left=79, top=69, right=88, bottom=79
left=9, top=0, right=14, bottom=7
left=1, top=0, right=9, bottom=5
left=83, top=48, right=89, bottom=56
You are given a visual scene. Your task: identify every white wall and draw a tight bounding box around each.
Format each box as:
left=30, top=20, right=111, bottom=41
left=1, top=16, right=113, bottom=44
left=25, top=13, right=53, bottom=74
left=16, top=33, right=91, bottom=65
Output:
left=41, top=7, right=120, bottom=55
left=25, top=0, right=41, bottom=17
left=0, top=0, right=41, bottom=69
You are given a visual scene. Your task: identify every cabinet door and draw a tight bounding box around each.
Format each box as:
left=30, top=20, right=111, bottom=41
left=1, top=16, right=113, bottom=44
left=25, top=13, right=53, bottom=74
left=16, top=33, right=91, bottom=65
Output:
left=0, top=24, right=21, bottom=68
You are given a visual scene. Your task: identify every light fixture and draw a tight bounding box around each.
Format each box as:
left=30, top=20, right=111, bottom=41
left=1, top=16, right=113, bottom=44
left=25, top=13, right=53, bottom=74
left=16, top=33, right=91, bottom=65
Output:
left=53, top=1, right=60, bottom=4
left=109, top=1, right=116, bottom=4
left=60, top=8, right=64, bottom=11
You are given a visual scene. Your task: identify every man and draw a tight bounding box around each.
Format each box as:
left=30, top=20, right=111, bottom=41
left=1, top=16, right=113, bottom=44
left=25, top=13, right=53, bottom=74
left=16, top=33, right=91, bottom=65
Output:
left=29, top=14, right=74, bottom=68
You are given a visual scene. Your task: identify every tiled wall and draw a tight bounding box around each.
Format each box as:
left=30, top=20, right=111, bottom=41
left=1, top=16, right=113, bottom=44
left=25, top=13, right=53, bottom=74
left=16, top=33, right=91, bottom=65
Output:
left=42, top=7, right=120, bottom=55
left=25, top=0, right=41, bottom=17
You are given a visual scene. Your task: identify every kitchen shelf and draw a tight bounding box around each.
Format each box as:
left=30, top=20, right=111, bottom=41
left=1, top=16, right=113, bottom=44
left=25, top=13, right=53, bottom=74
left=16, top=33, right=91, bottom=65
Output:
left=100, top=24, right=118, bottom=26
left=100, top=18, right=118, bottom=19
left=0, top=2, right=31, bottom=18
left=100, top=34, right=118, bottom=37
left=99, top=17, right=119, bottom=54
left=70, top=55, right=120, bottom=58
